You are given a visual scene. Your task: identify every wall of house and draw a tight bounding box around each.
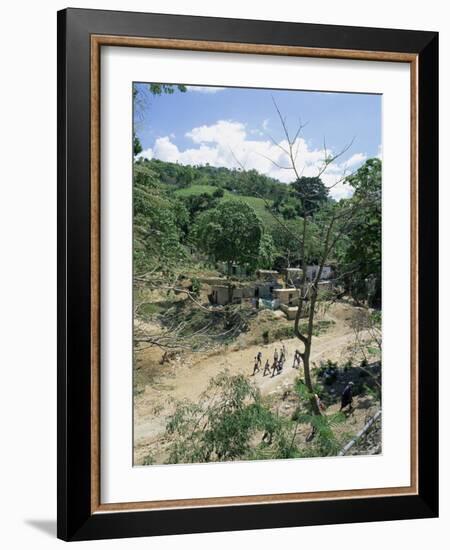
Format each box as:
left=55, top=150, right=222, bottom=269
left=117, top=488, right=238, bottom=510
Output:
left=273, top=289, right=300, bottom=306
left=306, top=265, right=333, bottom=280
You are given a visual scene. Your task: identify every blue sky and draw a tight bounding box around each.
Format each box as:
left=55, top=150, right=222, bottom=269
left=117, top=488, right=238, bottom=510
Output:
left=134, top=83, right=381, bottom=199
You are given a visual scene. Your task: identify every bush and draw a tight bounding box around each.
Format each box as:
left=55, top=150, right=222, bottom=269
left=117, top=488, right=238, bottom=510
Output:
left=343, top=360, right=352, bottom=372
left=260, top=325, right=294, bottom=344
left=165, top=371, right=279, bottom=464
left=271, top=325, right=295, bottom=340
left=190, top=276, right=201, bottom=295
left=142, top=453, right=155, bottom=465
left=317, top=360, right=339, bottom=385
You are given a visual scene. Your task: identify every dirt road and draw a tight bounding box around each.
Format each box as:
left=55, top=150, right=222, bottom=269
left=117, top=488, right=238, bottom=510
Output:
left=133, top=302, right=378, bottom=464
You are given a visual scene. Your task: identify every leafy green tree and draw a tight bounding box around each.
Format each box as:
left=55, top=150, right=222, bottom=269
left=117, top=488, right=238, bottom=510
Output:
left=257, top=233, right=276, bottom=269
left=133, top=83, right=187, bottom=155
left=270, top=218, right=322, bottom=268
left=280, top=202, right=298, bottom=220
left=176, top=165, right=195, bottom=188
left=339, top=158, right=381, bottom=306
left=133, top=160, right=186, bottom=274
left=148, top=83, right=187, bottom=95
left=133, top=133, right=143, bottom=156
left=133, top=159, right=159, bottom=189
left=193, top=201, right=263, bottom=274
left=165, top=372, right=278, bottom=463
left=164, top=372, right=350, bottom=464
left=182, top=192, right=220, bottom=222
left=134, top=193, right=186, bottom=274
left=291, top=176, right=329, bottom=213
left=292, top=380, right=346, bottom=456
left=171, top=199, right=190, bottom=242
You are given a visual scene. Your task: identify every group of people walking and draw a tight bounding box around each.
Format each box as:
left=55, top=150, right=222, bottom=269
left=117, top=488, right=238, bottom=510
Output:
left=251, top=347, right=355, bottom=413
left=252, top=344, right=302, bottom=378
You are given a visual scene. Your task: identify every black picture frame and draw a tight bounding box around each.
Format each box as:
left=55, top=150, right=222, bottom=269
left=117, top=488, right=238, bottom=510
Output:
left=57, top=7, right=438, bottom=541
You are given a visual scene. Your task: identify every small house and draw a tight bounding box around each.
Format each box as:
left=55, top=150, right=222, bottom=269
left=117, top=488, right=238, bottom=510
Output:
left=317, top=280, right=333, bottom=295
left=306, top=265, right=334, bottom=281
left=254, top=280, right=282, bottom=300
left=217, top=262, right=250, bottom=278
left=273, top=288, right=300, bottom=307
left=258, top=298, right=280, bottom=311
left=279, top=304, right=299, bottom=320
left=199, top=276, right=229, bottom=286
left=285, top=267, right=303, bottom=285
left=255, top=269, right=279, bottom=281
left=209, top=284, right=255, bottom=305
left=241, top=286, right=255, bottom=299
left=209, top=285, right=231, bottom=305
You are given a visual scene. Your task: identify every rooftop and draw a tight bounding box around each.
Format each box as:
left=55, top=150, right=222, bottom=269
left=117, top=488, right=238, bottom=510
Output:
left=274, top=288, right=300, bottom=293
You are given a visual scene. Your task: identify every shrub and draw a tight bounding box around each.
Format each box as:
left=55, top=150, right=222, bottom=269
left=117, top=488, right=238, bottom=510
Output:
left=317, top=360, right=339, bottom=385
left=165, top=371, right=279, bottom=464
left=190, top=276, right=201, bottom=295
left=271, top=325, right=295, bottom=340
left=142, top=453, right=155, bottom=465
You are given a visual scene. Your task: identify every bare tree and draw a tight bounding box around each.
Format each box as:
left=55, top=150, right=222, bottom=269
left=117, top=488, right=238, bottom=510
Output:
left=233, top=99, right=376, bottom=416
left=134, top=271, right=253, bottom=356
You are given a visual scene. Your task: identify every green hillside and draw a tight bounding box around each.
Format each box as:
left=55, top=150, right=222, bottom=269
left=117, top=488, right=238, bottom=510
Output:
left=174, top=184, right=220, bottom=196
left=175, top=185, right=275, bottom=228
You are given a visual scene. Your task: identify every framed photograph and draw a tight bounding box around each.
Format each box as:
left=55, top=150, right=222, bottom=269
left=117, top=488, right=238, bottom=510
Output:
left=57, top=8, right=438, bottom=541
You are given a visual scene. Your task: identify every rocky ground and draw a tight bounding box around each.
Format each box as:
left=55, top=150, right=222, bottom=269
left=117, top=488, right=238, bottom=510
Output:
left=346, top=415, right=382, bottom=456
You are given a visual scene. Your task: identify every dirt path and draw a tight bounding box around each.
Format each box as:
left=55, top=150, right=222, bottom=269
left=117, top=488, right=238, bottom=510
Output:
left=133, top=302, right=376, bottom=463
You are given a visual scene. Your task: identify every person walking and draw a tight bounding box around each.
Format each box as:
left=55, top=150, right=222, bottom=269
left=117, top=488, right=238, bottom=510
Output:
left=277, top=357, right=284, bottom=374
left=340, top=381, right=354, bottom=412
left=314, top=393, right=326, bottom=413
left=292, top=349, right=301, bottom=368
left=256, top=350, right=262, bottom=367
left=271, top=359, right=278, bottom=378
left=252, top=356, right=260, bottom=376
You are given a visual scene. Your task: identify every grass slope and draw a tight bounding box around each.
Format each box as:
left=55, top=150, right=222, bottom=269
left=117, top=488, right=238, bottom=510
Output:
left=175, top=184, right=275, bottom=228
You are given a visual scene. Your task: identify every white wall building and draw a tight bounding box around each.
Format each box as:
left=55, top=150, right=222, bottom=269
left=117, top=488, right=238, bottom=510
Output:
left=306, top=265, right=333, bottom=281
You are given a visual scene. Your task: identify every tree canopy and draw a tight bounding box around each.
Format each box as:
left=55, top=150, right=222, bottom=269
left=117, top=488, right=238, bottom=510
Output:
left=292, top=176, right=330, bottom=213
left=133, top=83, right=187, bottom=156
left=193, top=201, right=263, bottom=272
left=133, top=161, right=188, bottom=274
left=338, top=158, right=382, bottom=305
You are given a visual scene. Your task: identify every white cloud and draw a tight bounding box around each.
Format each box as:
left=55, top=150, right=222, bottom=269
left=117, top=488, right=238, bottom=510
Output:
left=148, top=119, right=367, bottom=200
left=153, top=137, right=182, bottom=163
left=345, top=152, right=367, bottom=168
left=186, top=120, right=246, bottom=145
left=186, top=86, right=225, bottom=94
left=136, top=147, right=153, bottom=160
